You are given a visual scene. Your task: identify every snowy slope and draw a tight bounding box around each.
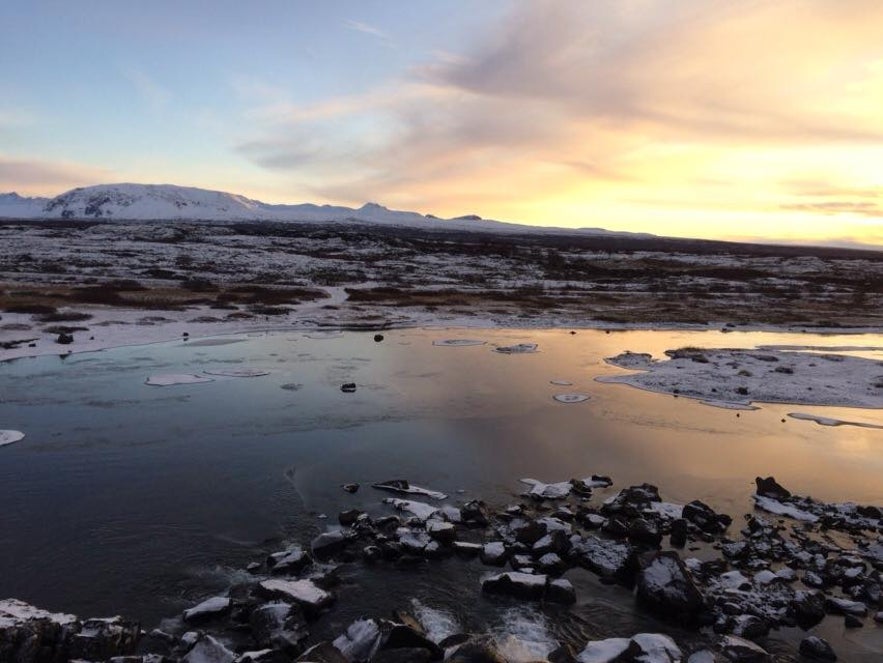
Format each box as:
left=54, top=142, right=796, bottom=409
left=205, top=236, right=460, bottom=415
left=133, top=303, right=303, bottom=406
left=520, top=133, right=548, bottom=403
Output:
left=0, top=182, right=652, bottom=238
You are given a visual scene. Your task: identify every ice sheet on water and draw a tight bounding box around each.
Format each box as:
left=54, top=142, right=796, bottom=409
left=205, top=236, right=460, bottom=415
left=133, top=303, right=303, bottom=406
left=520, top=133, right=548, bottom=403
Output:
left=495, top=343, right=538, bottom=354
left=203, top=368, right=270, bottom=378
left=0, top=430, right=25, bottom=447
left=145, top=373, right=214, bottom=386
left=432, top=339, right=486, bottom=347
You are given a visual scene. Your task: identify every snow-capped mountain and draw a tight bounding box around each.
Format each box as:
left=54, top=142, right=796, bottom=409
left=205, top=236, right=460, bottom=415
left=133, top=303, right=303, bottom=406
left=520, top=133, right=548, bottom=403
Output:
left=0, top=182, right=651, bottom=237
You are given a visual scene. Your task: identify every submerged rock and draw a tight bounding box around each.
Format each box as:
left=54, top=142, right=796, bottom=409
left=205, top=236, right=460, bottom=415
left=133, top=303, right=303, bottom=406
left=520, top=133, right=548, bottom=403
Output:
left=799, top=636, right=837, bottom=661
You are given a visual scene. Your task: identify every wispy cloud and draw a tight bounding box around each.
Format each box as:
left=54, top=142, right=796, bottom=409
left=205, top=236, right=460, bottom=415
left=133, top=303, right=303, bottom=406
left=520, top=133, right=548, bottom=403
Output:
left=344, top=19, right=391, bottom=43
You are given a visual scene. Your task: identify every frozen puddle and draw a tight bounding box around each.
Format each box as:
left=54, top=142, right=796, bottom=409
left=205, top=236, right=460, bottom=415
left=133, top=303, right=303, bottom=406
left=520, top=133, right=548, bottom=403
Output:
left=432, top=339, right=485, bottom=347
left=602, top=348, right=883, bottom=409
left=203, top=369, right=269, bottom=378
left=788, top=412, right=883, bottom=430
left=553, top=393, right=590, bottom=404
left=145, top=374, right=214, bottom=387
left=495, top=343, right=538, bottom=354
left=0, top=430, right=25, bottom=447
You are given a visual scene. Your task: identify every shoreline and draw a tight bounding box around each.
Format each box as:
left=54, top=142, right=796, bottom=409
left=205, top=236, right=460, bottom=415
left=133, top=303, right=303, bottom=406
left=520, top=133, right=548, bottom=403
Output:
left=4, top=301, right=883, bottom=365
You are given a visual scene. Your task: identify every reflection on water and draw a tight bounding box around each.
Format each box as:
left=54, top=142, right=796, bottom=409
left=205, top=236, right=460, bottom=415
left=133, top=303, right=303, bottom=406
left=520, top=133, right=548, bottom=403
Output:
left=0, top=327, right=881, bottom=650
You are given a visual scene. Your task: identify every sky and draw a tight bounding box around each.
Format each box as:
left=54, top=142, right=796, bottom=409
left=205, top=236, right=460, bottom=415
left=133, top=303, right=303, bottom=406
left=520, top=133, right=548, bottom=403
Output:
left=1, top=1, right=882, bottom=246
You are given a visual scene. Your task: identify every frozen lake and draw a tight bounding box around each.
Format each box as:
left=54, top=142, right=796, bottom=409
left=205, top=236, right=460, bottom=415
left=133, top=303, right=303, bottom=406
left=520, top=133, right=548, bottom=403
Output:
left=1, top=327, right=881, bottom=657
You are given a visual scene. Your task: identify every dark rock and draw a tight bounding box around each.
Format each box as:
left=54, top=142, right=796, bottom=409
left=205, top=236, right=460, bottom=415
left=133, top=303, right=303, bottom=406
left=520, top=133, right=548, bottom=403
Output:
left=268, top=546, right=312, bottom=574
left=481, top=572, right=547, bottom=600
left=380, top=623, right=443, bottom=660
left=311, top=530, right=351, bottom=560
left=250, top=602, right=308, bottom=653
left=339, top=509, right=363, bottom=527
left=181, top=635, right=235, bottom=663
left=56, top=332, right=74, bottom=344
left=371, top=648, right=433, bottom=663
left=547, top=644, right=579, bottom=663
left=754, top=477, right=791, bottom=501
left=513, top=520, right=547, bottom=545
left=362, top=545, right=383, bottom=563
left=792, top=590, right=826, bottom=629
left=480, top=542, right=508, bottom=566
left=461, top=500, right=489, bottom=528
left=719, top=635, right=770, bottom=663
left=438, top=634, right=471, bottom=649
left=69, top=617, right=141, bottom=662
left=342, top=483, right=360, bottom=493
left=297, top=641, right=349, bottom=663
left=374, top=334, right=384, bottom=343
left=570, top=535, right=639, bottom=586
left=670, top=519, right=688, bottom=547
left=683, top=500, right=732, bottom=533
left=799, top=636, right=837, bottom=661
left=628, top=518, right=662, bottom=547
left=341, top=383, right=357, bottom=393
left=844, top=614, right=863, bottom=628
left=635, top=551, right=706, bottom=627
left=602, top=517, right=630, bottom=538
left=448, top=637, right=507, bottom=663
left=546, top=578, right=576, bottom=604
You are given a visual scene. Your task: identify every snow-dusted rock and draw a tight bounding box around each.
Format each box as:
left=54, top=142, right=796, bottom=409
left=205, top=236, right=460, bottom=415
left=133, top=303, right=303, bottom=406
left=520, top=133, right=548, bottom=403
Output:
left=182, top=635, right=235, bottom=663
left=333, top=618, right=382, bottom=662
left=752, top=495, right=818, bottom=523
left=719, top=635, right=770, bottom=662
left=372, top=479, right=448, bottom=500
left=257, top=579, right=334, bottom=615
left=635, top=552, right=706, bottom=626
left=481, top=542, right=509, bottom=566
left=481, top=572, right=548, bottom=601
left=268, top=546, right=311, bottom=574
left=569, top=535, right=638, bottom=584
left=520, top=478, right=572, bottom=500
left=383, top=498, right=440, bottom=522
left=183, top=596, right=231, bottom=622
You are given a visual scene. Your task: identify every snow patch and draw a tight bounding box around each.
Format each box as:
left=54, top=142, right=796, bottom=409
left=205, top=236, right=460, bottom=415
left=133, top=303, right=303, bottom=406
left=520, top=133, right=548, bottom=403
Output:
left=0, top=430, right=25, bottom=447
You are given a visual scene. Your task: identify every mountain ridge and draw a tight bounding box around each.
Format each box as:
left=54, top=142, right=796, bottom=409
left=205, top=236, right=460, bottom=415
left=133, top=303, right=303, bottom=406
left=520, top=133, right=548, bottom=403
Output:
left=0, top=182, right=650, bottom=238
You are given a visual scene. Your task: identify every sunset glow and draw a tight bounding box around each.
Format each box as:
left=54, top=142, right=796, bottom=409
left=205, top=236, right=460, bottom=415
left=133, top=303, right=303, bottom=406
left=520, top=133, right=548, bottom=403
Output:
left=2, top=1, right=882, bottom=245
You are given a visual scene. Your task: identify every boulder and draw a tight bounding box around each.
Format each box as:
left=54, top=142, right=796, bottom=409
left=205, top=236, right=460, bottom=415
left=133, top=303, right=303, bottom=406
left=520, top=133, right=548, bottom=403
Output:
left=257, top=579, right=334, bottom=617
left=480, top=542, right=508, bottom=566
left=183, top=597, right=231, bottom=623
left=628, top=518, right=662, bottom=547
left=546, top=578, right=576, bottom=604
left=249, top=602, right=307, bottom=653
left=635, top=552, right=706, bottom=627
left=719, top=636, right=770, bottom=663
left=181, top=635, right=235, bottom=663
left=569, top=535, right=639, bottom=585
left=68, top=617, right=141, bottom=662
left=682, top=501, right=732, bottom=534
left=311, top=530, right=351, bottom=560
left=296, top=642, right=349, bottom=663
left=669, top=519, right=688, bottom=548
left=798, top=637, right=836, bottom=661
left=481, top=572, right=547, bottom=601
left=448, top=637, right=507, bottom=663
left=754, top=477, right=790, bottom=501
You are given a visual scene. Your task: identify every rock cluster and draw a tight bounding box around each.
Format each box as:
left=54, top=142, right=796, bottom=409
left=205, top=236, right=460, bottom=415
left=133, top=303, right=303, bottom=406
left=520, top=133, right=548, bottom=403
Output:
left=2, top=475, right=878, bottom=662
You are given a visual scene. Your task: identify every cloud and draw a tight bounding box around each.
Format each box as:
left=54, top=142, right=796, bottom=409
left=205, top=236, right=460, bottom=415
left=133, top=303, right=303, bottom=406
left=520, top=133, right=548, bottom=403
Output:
left=781, top=201, right=883, bottom=218
left=234, top=1, right=883, bottom=237
left=0, top=156, right=111, bottom=195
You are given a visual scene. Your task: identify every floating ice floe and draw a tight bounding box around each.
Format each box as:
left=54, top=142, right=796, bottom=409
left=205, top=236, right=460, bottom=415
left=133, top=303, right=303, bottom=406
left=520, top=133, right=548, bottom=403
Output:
left=520, top=478, right=572, bottom=500
left=0, top=430, right=25, bottom=448
left=553, top=393, right=590, bottom=404
left=432, top=339, right=486, bottom=347
left=788, top=412, right=883, bottom=429
left=202, top=368, right=269, bottom=378
left=550, top=379, right=573, bottom=386
left=495, top=343, right=538, bottom=354
left=145, top=373, right=215, bottom=386
left=371, top=479, right=447, bottom=500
